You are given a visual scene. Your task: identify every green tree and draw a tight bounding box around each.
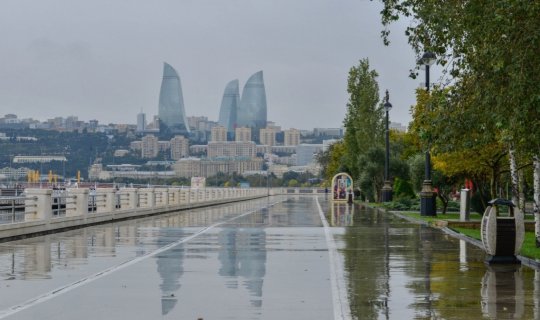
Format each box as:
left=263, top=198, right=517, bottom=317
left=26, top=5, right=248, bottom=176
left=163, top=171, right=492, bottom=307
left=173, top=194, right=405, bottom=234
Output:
left=316, top=141, right=348, bottom=185
left=343, top=58, right=383, bottom=181
left=287, top=179, right=299, bottom=188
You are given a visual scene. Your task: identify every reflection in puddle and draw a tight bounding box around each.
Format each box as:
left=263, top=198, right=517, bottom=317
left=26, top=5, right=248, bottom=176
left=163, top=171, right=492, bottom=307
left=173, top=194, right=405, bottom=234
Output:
left=330, top=203, right=354, bottom=227
left=338, top=203, right=540, bottom=320
left=153, top=226, right=268, bottom=316
left=481, top=264, right=524, bottom=319
left=156, top=231, right=186, bottom=315
left=218, top=228, right=266, bottom=307
left=0, top=199, right=271, bottom=282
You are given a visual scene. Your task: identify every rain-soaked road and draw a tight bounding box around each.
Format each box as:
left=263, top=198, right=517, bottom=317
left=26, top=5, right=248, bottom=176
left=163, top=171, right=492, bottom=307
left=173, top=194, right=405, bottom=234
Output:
left=0, top=195, right=539, bottom=319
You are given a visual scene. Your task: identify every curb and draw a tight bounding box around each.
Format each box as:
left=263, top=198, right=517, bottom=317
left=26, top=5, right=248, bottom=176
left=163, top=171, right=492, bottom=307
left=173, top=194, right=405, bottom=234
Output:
left=385, top=209, right=540, bottom=270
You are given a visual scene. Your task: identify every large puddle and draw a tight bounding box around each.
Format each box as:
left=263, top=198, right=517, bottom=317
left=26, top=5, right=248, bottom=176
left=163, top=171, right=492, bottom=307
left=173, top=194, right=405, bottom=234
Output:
left=326, top=200, right=540, bottom=319
left=0, top=196, right=538, bottom=319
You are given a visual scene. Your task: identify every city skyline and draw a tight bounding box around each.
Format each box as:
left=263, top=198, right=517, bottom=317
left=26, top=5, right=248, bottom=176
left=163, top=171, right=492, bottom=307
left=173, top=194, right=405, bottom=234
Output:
left=0, top=1, right=423, bottom=130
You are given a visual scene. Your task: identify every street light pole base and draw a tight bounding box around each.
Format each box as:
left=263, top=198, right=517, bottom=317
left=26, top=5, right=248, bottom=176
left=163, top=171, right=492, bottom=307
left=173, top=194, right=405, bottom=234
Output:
left=381, top=180, right=393, bottom=202
left=420, top=180, right=437, bottom=216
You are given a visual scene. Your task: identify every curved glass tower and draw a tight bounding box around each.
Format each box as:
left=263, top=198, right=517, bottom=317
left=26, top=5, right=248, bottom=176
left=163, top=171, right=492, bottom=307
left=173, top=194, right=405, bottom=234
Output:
left=218, top=79, right=240, bottom=134
left=238, top=71, right=267, bottom=130
left=158, top=62, right=190, bottom=134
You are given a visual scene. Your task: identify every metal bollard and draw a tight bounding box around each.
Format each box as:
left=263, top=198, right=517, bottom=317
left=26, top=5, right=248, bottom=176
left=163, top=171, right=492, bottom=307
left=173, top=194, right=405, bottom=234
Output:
left=460, top=188, right=471, bottom=221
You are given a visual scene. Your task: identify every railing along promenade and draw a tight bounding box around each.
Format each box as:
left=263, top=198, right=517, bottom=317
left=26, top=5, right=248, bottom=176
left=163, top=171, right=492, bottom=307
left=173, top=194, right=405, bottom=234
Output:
left=0, top=186, right=327, bottom=242
left=0, top=186, right=268, bottom=242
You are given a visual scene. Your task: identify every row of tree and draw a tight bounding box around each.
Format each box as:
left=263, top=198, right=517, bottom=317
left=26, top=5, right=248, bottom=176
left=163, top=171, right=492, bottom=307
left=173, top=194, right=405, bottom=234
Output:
left=319, top=1, right=539, bottom=244
left=380, top=1, right=539, bottom=242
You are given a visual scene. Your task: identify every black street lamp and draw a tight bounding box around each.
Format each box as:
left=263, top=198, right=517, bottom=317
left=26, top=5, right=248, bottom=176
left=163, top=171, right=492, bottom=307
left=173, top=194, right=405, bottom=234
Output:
left=419, top=51, right=437, bottom=216
left=381, top=90, right=393, bottom=202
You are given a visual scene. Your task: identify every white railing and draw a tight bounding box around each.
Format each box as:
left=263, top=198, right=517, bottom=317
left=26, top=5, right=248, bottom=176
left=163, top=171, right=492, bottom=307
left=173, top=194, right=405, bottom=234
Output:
left=20, top=187, right=267, bottom=223
left=0, top=196, right=27, bottom=224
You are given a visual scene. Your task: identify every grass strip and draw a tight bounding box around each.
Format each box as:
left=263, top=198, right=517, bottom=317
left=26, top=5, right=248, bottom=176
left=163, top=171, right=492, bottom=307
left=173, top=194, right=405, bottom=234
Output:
left=448, top=227, right=540, bottom=260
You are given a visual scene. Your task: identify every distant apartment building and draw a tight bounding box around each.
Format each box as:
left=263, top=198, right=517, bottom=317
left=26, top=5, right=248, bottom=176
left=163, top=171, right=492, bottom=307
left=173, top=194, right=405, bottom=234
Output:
left=284, top=128, right=300, bottom=146
left=13, top=156, right=67, bottom=163
left=271, top=145, right=297, bottom=155
left=0, top=167, right=30, bottom=180
left=158, top=141, right=171, bottom=152
left=130, top=141, right=142, bottom=151
left=259, top=127, right=276, bottom=146
left=141, top=134, right=159, bottom=158
left=256, top=145, right=271, bottom=155
left=266, top=121, right=281, bottom=132
left=211, top=126, right=228, bottom=142
left=189, top=145, right=207, bottom=156
left=89, top=163, right=176, bottom=181
left=173, top=158, right=201, bottom=178
left=146, top=115, right=160, bottom=130
left=114, top=124, right=132, bottom=133
left=187, top=116, right=218, bottom=132
left=207, top=141, right=256, bottom=158
left=235, top=127, right=252, bottom=142
left=113, top=149, right=130, bottom=157
left=313, top=128, right=343, bottom=138
left=88, top=120, right=99, bottom=131
left=390, top=122, right=408, bottom=132
left=64, top=116, right=79, bottom=130
left=174, top=157, right=263, bottom=178
left=170, top=135, right=189, bottom=160
left=187, top=116, right=207, bottom=131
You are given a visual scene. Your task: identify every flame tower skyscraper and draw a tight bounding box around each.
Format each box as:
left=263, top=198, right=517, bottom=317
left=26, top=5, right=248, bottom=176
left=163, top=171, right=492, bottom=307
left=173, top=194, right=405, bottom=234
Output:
left=237, top=71, right=267, bottom=134
left=218, top=79, right=240, bottom=135
left=158, top=62, right=190, bottom=134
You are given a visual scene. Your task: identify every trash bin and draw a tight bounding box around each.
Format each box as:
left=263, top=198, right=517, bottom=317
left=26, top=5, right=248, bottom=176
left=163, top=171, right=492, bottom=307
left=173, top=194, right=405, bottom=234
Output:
left=480, top=199, right=524, bottom=264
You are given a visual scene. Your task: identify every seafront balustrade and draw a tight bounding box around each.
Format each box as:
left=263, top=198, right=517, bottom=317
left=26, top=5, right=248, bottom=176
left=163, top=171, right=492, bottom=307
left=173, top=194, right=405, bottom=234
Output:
left=0, top=186, right=267, bottom=241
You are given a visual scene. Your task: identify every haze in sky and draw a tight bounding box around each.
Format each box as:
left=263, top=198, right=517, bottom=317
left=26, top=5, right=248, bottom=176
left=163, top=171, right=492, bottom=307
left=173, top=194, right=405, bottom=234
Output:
left=0, top=0, right=423, bottom=130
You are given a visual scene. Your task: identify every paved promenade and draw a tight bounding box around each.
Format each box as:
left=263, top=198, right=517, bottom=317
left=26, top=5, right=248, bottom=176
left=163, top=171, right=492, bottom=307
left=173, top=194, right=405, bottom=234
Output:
left=0, top=196, right=539, bottom=319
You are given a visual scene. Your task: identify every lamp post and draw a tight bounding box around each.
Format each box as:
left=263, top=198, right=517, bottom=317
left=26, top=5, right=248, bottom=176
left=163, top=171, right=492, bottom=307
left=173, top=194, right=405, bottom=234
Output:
left=381, top=90, right=393, bottom=202
left=419, top=51, right=437, bottom=216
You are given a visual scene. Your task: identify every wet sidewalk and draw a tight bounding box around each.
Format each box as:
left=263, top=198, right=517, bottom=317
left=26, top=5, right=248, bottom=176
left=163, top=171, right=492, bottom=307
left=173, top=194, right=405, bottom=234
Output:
left=0, top=196, right=539, bottom=319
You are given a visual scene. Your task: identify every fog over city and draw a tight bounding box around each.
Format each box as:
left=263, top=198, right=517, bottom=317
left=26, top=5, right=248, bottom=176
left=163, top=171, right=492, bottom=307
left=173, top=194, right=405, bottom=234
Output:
left=0, top=0, right=420, bottom=129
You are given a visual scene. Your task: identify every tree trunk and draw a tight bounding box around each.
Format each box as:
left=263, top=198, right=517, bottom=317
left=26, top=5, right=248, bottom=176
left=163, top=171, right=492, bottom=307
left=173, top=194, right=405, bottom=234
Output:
left=534, top=155, right=540, bottom=247
left=490, top=166, right=498, bottom=200
left=509, top=147, right=520, bottom=206
left=518, top=170, right=525, bottom=211
left=437, top=192, right=449, bottom=214
left=474, top=178, right=487, bottom=214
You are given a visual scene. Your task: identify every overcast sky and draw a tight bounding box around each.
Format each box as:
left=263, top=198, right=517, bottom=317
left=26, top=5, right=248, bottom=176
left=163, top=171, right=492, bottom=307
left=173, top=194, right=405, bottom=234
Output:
left=0, top=0, right=424, bottom=130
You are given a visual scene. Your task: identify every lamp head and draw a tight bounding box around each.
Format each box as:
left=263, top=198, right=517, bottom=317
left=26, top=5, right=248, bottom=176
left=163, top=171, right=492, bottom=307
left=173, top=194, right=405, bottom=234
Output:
left=384, top=90, right=392, bottom=112
left=419, top=51, right=436, bottom=66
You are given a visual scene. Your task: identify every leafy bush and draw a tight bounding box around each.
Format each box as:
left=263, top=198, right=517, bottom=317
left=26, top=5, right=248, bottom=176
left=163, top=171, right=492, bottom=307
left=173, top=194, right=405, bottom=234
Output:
left=381, top=197, right=420, bottom=211
left=393, top=177, right=416, bottom=199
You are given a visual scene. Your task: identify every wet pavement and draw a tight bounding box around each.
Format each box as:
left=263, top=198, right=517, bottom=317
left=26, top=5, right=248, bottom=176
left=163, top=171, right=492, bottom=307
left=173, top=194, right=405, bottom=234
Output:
left=0, top=196, right=539, bottom=319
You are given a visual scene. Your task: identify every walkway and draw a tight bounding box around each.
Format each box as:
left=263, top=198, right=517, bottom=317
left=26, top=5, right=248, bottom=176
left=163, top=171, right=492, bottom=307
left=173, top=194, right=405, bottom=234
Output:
left=0, top=196, right=539, bottom=319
